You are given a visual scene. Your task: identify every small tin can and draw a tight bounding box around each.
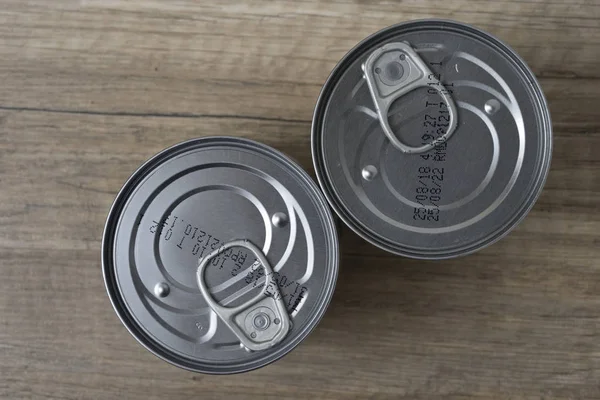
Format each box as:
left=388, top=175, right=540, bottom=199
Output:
left=312, top=20, right=552, bottom=259
left=102, top=137, right=339, bottom=374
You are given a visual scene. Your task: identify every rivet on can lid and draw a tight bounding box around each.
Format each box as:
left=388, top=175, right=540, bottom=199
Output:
left=253, top=313, right=271, bottom=331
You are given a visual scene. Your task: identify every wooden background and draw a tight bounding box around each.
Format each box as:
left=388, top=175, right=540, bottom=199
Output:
left=1, top=1, right=599, bottom=399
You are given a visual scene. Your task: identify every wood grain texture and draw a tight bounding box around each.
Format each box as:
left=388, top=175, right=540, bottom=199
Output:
left=0, top=1, right=599, bottom=399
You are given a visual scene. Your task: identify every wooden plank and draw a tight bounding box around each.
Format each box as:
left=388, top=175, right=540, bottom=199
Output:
left=0, top=85, right=598, bottom=253
left=0, top=1, right=598, bottom=120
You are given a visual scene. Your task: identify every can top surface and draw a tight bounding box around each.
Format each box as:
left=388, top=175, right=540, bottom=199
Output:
left=312, top=20, right=552, bottom=259
left=102, top=137, right=339, bottom=374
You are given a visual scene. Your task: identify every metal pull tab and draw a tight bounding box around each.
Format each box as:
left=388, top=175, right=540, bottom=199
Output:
left=197, top=239, right=291, bottom=352
left=362, top=42, right=458, bottom=154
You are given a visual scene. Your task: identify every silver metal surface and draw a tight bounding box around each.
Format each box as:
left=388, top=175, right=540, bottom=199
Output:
left=363, top=42, right=458, bottom=154
left=196, top=239, right=291, bottom=352
left=102, top=137, right=339, bottom=373
left=312, top=20, right=552, bottom=259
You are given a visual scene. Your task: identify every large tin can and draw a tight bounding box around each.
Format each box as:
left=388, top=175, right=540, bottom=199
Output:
left=102, top=137, right=339, bottom=373
left=312, top=20, right=552, bottom=259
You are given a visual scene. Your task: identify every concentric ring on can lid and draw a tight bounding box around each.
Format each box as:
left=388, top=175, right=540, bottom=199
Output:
left=312, top=20, right=552, bottom=259
left=102, top=137, right=339, bottom=374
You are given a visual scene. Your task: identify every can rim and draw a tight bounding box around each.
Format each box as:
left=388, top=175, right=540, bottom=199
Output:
left=311, top=19, right=552, bottom=259
left=102, top=136, right=339, bottom=374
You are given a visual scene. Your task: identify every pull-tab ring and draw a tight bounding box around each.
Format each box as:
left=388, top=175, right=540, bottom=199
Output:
left=197, top=239, right=290, bottom=351
left=363, top=42, right=458, bottom=154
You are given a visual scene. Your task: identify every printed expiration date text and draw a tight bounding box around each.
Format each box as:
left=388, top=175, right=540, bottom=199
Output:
left=148, top=213, right=307, bottom=312
left=413, top=69, right=451, bottom=223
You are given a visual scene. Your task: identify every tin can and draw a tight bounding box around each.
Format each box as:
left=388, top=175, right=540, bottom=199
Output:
left=312, top=20, right=552, bottom=259
left=102, top=137, right=339, bottom=373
